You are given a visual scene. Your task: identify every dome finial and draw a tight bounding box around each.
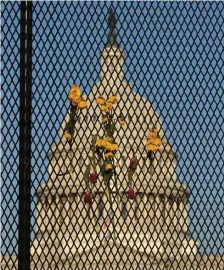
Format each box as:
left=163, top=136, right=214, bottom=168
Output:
left=106, top=7, right=117, bottom=47
left=108, top=7, right=116, bottom=32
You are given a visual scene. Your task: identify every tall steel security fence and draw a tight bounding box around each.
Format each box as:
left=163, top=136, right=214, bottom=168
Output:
left=1, top=1, right=224, bottom=270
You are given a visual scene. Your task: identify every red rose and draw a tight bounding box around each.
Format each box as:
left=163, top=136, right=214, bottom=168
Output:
left=129, top=158, right=136, bottom=170
left=90, top=171, right=97, bottom=184
left=128, top=187, right=135, bottom=200
left=84, top=192, right=92, bottom=204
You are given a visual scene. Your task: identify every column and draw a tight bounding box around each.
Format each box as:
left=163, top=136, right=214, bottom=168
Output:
left=182, top=198, right=188, bottom=232
left=155, top=195, right=162, bottom=232
left=165, top=197, right=171, bottom=228
left=159, top=195, right=164, bottom=229
left=37, top=198, right=43, bottom=233
left=92, top=193, right=99, bottom=231
left=179, top=200, right=184, bottom=231
left=125, top=194, right=134, bottom=232
left=141, top=195, right=148, bottom=233
left=55, top=196, right=60, bottom=231
left=120, top=195, right=127, bottom=232
left=46, top=195, right=53, bottom=231
left=173, top=200, right=178, bottom=227
left=74, top=195, right=80, bottom=231
left=176, top=199, right=181, bottom=232
left=64, top=196, right=70, bottom=227
left=147, top=195, right=154, bottom=232
left=51, top=196, right=56, bottom=230
left=61, top=196, right=67, bottom=230
left=43, top=197, right=49, bottom=231
left=70, top=194, right=77, bottom=226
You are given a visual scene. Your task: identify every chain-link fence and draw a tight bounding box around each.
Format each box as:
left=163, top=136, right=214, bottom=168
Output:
left=1, top=1, right=224, bottom=270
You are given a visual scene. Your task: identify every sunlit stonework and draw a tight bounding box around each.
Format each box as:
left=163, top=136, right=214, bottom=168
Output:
left=30, top=9, right=199, bottom=270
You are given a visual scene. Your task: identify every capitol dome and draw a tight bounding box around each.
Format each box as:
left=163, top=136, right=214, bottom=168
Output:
left=31, top=9, right=197, bottom=269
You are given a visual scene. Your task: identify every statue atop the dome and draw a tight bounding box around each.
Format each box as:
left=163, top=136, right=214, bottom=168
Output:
left=106, top=8, right=117, bottom=47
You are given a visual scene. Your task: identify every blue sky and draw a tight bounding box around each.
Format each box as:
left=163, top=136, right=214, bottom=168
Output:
left=1, top=1, right=224, bottom=255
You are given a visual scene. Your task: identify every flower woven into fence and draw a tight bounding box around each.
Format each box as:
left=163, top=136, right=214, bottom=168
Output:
left=145, top=127, right=162, bottom=162
left=61, top=91, right=163, bottom=237
left=63, top=84, right=88, bottom=141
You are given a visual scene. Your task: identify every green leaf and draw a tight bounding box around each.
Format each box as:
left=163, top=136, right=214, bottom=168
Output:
left=128, top=170, right=132, bottom=181
left=106, top=188, right=110, bottom=201
left=91, top=135, right=97, bottom=169
left=103, top=171, right=113, bottom=184
left=92, top=134, right=97, bottom=146
left=84, top=164, right=91, bottom=189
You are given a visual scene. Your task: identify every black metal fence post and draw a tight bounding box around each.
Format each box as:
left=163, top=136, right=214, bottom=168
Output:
left=18, top=2, right=32, bottom=270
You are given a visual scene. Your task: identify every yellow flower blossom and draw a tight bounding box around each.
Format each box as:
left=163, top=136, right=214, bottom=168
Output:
left=146, top=128, right=162, bottom=152
left=106, top=101, right=113, bottom=111
left=108, top=95, right=117, bottom=105
left=95, top=139, right=110, bottom=149
left=100, top=104, right=108, bottom=112
left=96, top=96, right=106, bottom=105
left=147, top=131, right=157, bottom=140
left=146, top=143, right=159, bottom=152
left=152, top=127, right=158, bottom=133
left=154, top=137, right=162, bottom=146
left=109, top=143, right=119, bottom=152
left=102, top=117, right=108, bottom=123
left=96, top=139, right=104, bottom=148
left=68, top=85, right=81, bottom=102
left=64, top=132, right=72, bottom=141
left=70, top=84, right=82, bottom=95
left=103, top=140, right=111, bottom=149
left=119, top=120, right=126, bottom=126
left=105, top=163, right=113, bottom=171
left=104, top=136, right=113, bottom=142
left=78, top=100, right=87, bottom=109
left=71, top=95, right=81, bottom=106
left=105, top=152, right=114, bottom=158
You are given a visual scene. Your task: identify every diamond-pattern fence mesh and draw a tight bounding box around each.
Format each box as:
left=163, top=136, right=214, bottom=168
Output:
left=1, top=1, right=224, bottom=270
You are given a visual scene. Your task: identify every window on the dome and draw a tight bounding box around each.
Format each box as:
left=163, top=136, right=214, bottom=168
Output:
left=122, top=201, right=127, bottom=219
left=98, top=198, right=104, bottom=219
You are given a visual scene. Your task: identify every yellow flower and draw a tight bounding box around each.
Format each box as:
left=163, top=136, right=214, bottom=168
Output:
left=154, top=137, right=162, bottom=146
left=68, top=85, right=81, bottom=102
left=104, top=136, right=113, bottom=142
left=146, top=137, right=162, bottom=152
left=108, top=95, right=117, bottom=104
left=103, top=141, right=111, bottom=150
left=96, top=96, right=106, bottom=105
left=105, top=152, right=114, bottom=158
left=70, top=84, right=82, bottom=96
left=102, top=117, right=108, bottom=123
left=147, top=131, right=157, bottom=140
left=71, top=95, right=81, bottom=106
left=105, top=163, right=113, bottom=171
left=146, top=144, right=159, bottom=152
left=96, top=139, right=104, bottom=148
left=95, top=139, right=109, bottom=149
left=109, top=143, right=119, bottom=152
left=100, top=104, right=108, bottom=112
left=119, top=120, right=126, bottom=126
left=152, top=127, right=158, bottom=133
left=78, top=100, right=87, bottom=109
left=106, top=101, right=113, bottom=111
left=64, top=132, right=72, bottom=141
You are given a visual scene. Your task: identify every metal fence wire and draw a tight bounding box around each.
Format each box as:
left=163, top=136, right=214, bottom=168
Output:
left=1, top=1, right=224, bottom=270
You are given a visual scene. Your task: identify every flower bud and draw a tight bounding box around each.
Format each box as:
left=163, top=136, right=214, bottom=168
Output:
left=90, top=171, right=97, bottom=184
left=84, top=192, right=92, bottom=204
left=129, top=158, right=136, bottom=170
left=128, top=187, right=135, bottom=200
